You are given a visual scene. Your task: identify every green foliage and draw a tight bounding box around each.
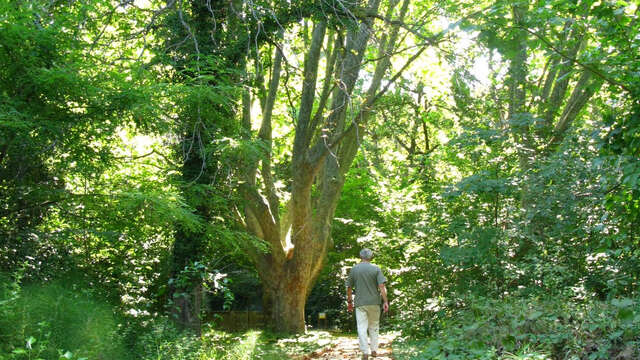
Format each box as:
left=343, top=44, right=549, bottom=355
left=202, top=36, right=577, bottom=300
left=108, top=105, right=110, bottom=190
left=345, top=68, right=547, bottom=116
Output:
left=393, top=295, right=640, bottom=360
left=0, top=0, right=186, bottom=287
left=0, top=273, right=128, bottom=360
left=0, top=274, right=333, bottom=360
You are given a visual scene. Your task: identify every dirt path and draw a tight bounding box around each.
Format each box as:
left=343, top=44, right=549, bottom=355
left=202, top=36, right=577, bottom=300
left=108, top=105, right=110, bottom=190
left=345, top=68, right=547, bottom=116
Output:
left=302, top=333, right=396, bottom=359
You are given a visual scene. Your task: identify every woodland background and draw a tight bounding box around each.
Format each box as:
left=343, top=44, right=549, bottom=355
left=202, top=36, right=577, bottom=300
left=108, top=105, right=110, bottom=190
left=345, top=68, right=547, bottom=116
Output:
left=1, top=0, right=639, bottom=358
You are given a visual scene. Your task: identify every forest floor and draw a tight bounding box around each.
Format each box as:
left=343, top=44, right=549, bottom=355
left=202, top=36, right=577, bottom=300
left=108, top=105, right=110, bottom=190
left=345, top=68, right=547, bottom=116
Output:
left=299, top=332, right=396, bottom=359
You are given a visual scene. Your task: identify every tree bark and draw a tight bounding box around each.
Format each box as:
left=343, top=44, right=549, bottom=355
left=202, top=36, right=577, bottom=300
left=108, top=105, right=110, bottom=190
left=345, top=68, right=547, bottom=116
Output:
left=260, top=266, right=308, bottom=333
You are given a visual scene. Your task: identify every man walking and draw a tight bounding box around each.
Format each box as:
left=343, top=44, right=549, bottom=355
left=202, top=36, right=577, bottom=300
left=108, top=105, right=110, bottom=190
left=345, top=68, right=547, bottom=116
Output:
left=346, top=248, right=389, bottom=360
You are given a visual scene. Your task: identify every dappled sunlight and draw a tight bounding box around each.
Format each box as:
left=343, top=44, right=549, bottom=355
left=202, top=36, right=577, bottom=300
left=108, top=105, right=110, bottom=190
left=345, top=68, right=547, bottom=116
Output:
left=278, top=330, right=335, bottom=350
left=227, top=330, right=259, bottom=359
left=300, top=332, right=397, bottom=360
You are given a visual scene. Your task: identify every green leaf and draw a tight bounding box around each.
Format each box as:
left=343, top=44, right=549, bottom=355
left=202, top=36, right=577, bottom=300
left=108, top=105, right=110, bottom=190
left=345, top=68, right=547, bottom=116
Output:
left=611, top=298, right=634, bottom=308
left=527, top=310, right=543, bottom=320
left=26, top=336, right=36, bottom=348
left=617, top=308, right=634, bottom=322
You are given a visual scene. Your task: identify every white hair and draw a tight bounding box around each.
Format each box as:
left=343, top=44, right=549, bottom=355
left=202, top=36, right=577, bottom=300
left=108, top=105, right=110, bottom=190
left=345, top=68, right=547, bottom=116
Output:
left=359, top=248, right=374, bottom=260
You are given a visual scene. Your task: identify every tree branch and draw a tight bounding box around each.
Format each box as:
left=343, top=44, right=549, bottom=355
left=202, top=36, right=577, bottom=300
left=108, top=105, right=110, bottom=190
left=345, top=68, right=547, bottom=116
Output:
left=549, top=72, right=602, bottom=146
left=519, top=26, right=633, bottom=94
left=258, top=38, right=284, bottom=225
left=239, top=184, right=284, bottom=260
left=309, top=31, right=340, bottom=140
left=292, top=20, right=327, bottom=167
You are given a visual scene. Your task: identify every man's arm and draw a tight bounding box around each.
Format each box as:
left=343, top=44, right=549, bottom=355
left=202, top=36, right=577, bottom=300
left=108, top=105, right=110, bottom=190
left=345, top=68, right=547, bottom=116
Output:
left=379, top=283, right=389, bottom=313
left=346, top=286, right=354, bottom=312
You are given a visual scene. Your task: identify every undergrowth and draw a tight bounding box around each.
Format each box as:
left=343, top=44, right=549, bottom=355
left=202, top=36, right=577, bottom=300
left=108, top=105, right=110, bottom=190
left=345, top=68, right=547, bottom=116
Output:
left=4, top=271, right=638, bottom=360
left=133, top=319, right=334, bottom=360
left=0, top=272, right=128, bottom=360
left=393, top=295, right=640, bottom=360
left=0, top=272, right=333, bottom=359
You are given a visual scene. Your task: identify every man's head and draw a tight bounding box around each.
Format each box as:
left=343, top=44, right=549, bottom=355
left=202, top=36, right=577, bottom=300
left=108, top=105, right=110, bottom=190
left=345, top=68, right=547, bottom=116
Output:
left=359, top=248, right=374, bottom=261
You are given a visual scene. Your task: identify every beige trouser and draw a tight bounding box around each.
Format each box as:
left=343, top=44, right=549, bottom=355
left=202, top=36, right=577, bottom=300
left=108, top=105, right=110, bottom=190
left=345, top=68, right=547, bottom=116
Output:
left=355, top=305, right=381, bottom=355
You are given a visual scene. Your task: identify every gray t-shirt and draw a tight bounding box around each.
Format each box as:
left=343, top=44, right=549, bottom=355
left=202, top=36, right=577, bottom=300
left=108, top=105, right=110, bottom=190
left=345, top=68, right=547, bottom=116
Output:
left=346, top=262, right=386, bottom=307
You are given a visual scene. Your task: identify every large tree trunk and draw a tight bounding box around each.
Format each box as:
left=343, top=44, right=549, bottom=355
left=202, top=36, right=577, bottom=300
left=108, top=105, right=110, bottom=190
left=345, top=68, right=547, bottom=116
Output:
left=259, top=259, right=312, bottom=333
left=249, top=197, right=334, bottom=333
left=169, top=225, right=205, bottom=333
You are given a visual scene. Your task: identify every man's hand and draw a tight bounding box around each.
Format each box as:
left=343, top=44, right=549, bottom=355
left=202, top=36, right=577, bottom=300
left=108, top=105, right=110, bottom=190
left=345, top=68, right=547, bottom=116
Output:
left=379, top=283, right=389, bottom=313
left=346, top=287, right=354, bottom=312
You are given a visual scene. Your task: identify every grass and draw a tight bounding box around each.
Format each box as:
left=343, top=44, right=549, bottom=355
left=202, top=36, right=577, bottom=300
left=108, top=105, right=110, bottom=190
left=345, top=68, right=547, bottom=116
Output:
left=0, top=275, right=129, bottom=360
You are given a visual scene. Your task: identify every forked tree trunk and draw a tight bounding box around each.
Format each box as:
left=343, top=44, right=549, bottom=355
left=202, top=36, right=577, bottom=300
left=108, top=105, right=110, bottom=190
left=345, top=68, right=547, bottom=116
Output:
left=237, top=0, right=417, bottom=334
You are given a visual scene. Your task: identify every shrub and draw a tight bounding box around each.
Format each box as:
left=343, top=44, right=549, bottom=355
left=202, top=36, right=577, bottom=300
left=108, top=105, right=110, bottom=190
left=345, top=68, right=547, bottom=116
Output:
left=393, top=295, right=640, bottom=360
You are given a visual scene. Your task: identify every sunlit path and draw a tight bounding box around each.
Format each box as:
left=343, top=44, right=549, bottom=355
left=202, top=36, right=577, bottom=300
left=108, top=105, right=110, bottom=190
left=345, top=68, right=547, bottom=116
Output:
left=299, top=333, right=396, bottom=360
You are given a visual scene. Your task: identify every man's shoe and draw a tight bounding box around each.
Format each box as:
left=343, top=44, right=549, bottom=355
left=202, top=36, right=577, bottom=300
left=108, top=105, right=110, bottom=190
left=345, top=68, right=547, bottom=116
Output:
left=361, top=354, right=369, bottom=360
left=371, top=351, right=377, bottom=357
